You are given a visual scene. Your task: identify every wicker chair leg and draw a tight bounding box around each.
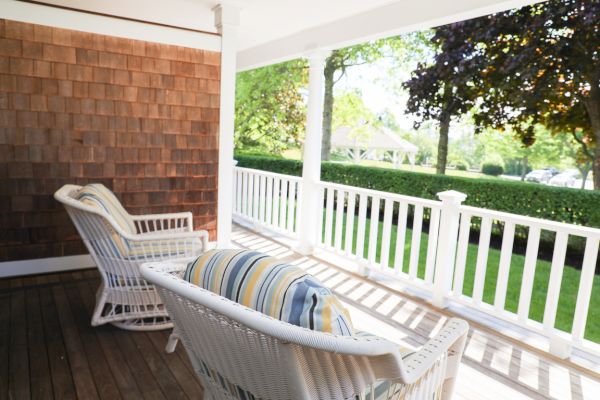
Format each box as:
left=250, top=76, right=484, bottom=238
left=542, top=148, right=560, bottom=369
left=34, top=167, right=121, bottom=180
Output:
left=91, top=283, right=108, bottom=327
left=166, top=332, right=179, bottom=353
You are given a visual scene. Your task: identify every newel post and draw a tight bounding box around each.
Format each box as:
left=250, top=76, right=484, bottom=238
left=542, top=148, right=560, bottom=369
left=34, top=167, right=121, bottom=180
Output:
left=296, top=49, right=330, bottom=255
left=432, top=190, right=467, bottom=308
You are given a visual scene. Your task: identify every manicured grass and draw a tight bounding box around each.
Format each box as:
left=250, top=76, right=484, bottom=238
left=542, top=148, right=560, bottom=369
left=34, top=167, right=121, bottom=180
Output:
left=325, top=211, right=600, bottom=343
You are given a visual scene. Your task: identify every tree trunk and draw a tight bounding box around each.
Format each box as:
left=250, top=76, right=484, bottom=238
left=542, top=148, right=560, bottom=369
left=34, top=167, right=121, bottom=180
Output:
left=436, top=113, right=451, bottom=175
left=521, top=155, right=528, bottom=181
left=321, top=60, right=335, bottom=161
left=580, top=168, right=590, bottom=189
left=593, top=133, right=600, bottom=190
left=583, top=82, right=600, bottom=190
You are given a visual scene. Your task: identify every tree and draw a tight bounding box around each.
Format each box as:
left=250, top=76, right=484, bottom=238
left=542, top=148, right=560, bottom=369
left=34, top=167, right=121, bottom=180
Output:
left=332, top=90, right=376, bottom=135
left=322, top=33, right=429, bottom=161
left=403, top=23, right=484, bottom=174
left=469, top=0, right=600, bottom=189
left=235, top=59, right=307, bottom=154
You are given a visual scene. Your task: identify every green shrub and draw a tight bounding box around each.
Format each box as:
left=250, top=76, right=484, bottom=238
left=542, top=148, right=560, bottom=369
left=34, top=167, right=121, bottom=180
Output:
left=481, top=162, right=504, bottom=176
left=235, top=154, right=600, bottom=230
left=455, top=162, right=469, bottom=171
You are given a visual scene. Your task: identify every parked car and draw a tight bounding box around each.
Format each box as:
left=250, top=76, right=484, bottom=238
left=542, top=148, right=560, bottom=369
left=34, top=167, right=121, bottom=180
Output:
left=525, top=169, right=553, bottom=183
left=549, top=169, right=580, bottom=188
left=543, top=167, right=560, bottom=176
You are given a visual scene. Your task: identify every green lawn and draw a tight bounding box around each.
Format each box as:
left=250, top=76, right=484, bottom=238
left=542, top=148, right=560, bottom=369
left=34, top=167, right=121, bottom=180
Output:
left=325, top=211, right=600, bottom=343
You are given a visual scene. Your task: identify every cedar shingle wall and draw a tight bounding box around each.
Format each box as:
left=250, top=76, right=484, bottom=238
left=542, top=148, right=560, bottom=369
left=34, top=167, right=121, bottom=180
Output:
left=0, top=19, right=220, bottom=262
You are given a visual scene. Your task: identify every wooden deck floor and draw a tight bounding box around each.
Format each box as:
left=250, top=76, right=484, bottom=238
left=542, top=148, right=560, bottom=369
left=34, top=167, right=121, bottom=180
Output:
left=2, top=224, right=600, bottom=399
left=0, top=269, right=203, bottom=400
left=232, top=224, right=600, bottom=400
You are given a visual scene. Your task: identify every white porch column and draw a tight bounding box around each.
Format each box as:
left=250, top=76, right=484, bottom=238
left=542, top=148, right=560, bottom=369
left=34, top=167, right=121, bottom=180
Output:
left=214, top=3, right=240, bottom=248
left=296, top=50, right=330, bottom=255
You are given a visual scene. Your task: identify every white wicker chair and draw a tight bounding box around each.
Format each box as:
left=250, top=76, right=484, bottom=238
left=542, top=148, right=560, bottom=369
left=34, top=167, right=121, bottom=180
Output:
left=55, top=184, right=209, bottom=331
left=141, top=262, right=469, bottom=399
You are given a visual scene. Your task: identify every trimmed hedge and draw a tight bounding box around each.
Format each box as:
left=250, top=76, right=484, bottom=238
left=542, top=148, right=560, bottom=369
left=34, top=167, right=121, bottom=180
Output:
left=235, top=154, right=600, bottom=229
left=481, top=163, right=504, bottom=176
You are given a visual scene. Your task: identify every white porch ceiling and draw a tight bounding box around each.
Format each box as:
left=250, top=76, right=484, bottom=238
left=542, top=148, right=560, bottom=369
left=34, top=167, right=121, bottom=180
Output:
left=27, top=0, right=544, bottom=70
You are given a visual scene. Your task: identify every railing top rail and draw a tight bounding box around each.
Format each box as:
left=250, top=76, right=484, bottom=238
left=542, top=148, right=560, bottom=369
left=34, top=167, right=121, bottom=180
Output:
left=318, top=181, right=442, bottom=209
left=460, top=205, right=600, bottom=239
left=234, top=166, right=303, bottom=182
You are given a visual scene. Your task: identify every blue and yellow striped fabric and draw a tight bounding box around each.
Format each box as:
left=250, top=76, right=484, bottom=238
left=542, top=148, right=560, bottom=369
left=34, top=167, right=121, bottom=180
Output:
left=184, top=249, right=354, bottom=335
left=77, top=183, right=136, bottom=234
left=77, top=183, right=135, bottom=258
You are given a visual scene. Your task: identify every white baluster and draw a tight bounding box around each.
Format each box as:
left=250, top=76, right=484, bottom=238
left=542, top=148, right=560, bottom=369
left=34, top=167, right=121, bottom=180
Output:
left=473, top=217, right=492, bottom=306
left=518, top=226, right=541, bottom=322
left=494, top=222, right=515, bottom=312
left=368, top=196, right=381, bottom=266
left=380, top=199, right=394, bottom=270
left=334, top=190, right=345, bottom=251
left=394, top=202, right=408, bottom=275
left=345, top=192, right=356, bottom=256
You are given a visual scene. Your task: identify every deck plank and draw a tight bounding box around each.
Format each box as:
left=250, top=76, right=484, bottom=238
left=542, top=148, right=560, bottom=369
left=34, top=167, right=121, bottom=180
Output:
left=25, top=286, right=54, bottom=400
left=52, top=280, right=101, bottom=400
left=8, top=281, right=30, bottom=400
left=38, top=276, right=78, bottom=400
left=76, top=278, right=145, bottom=400
left=0, top=285, right=10, bottom=400
left=61, top=276, right=122, bottom=399
left=147, top=331, right=204, bottom=399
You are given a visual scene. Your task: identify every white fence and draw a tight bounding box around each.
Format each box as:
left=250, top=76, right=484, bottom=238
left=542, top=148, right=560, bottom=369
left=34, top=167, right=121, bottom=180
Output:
left=233, top=167, right=302, bottom=236
left=233, top=167, right=600, bottom=358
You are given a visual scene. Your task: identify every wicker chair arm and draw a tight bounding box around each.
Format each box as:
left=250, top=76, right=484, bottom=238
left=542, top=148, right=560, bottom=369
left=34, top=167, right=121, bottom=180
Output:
left=399, top=318, right=469, bottom=384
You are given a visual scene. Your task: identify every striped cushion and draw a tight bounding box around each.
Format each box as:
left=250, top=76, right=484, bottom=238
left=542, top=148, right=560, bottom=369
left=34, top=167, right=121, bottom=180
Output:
left=76, top=184, right=136, bottom=258
left=184, top=249, right=354, bottom=335
left=77, top=183, right=136, bottom=234
left=127, top=238, right=199, bottom=260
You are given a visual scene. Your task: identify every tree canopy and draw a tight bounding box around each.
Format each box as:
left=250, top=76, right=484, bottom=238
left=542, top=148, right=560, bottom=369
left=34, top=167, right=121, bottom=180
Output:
left=234, top=59, right=307, bottom=154
left=468, top=0, right=600, bottom=188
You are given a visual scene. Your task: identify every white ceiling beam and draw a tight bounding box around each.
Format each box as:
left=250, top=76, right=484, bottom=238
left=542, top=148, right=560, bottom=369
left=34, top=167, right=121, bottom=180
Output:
left=236, top=0, right=545, bottom=71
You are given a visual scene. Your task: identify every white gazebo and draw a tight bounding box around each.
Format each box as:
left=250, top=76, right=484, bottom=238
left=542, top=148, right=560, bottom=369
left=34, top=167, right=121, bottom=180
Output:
left=332, top=125, right=418, bottom=167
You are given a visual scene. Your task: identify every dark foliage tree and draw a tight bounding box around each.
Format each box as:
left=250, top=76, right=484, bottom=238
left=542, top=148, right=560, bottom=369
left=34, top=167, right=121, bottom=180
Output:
left=471, top=0, right=600, bottom=188
left=403, top=23, right=483, bottom=174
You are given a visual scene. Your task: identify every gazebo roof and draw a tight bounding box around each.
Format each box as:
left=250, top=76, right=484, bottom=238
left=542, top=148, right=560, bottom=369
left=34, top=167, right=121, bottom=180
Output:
left=332, top=125, right=418, bottom=152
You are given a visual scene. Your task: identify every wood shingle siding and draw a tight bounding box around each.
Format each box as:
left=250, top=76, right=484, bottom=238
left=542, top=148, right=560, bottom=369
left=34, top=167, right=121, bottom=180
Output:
left=0, top=19, right=221, bottom=261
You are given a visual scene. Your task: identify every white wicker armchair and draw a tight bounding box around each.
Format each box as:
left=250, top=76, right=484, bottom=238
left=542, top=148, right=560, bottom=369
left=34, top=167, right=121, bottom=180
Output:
left=55, top=184, right=209, bottom=331
left=141, top=262, right=469, bottom=399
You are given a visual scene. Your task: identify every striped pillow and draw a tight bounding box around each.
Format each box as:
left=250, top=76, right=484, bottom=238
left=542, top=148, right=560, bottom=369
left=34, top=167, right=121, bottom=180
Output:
left=184, top=249, right=354, bottom=335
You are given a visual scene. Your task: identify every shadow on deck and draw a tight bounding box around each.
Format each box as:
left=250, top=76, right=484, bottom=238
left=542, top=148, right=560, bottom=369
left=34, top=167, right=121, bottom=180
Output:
left=231, top=224, right=600, bottom=400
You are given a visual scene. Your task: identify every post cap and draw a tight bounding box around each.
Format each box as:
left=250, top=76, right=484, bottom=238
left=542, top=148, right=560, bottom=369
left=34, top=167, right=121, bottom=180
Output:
left=437, top=190, right=467, bottom=204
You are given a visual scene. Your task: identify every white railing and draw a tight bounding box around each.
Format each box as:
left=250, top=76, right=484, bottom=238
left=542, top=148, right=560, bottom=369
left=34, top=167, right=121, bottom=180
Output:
left=453, top=205, right=600, bottom=358
left=233, top=167, right=600, bottom=359
left=233, top=167, right=302, bottom=237
left=317, top=181, right=443, bottom=291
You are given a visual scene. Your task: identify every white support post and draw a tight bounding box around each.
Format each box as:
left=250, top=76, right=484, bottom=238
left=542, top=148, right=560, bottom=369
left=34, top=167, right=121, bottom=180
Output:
left=214, top=3, right=241, bottom=248
left=432, top=190, right=467, bottom=308
left=295, top=49, right=330, bottom=255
